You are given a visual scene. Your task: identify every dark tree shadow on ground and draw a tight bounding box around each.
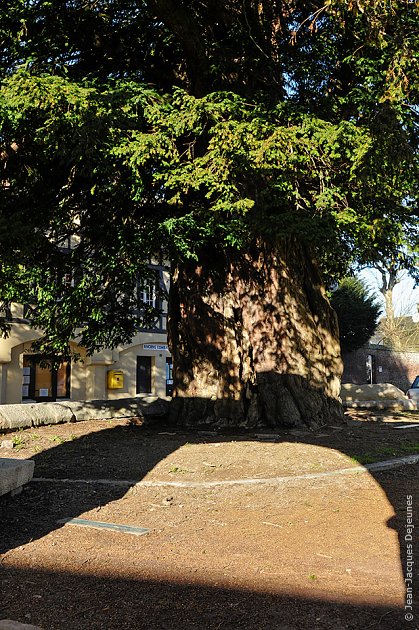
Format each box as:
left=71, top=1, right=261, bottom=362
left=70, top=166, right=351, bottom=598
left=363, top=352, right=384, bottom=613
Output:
left=0, top=566, right=404, bottom=630
left=0, top=410, right=418, bottom=629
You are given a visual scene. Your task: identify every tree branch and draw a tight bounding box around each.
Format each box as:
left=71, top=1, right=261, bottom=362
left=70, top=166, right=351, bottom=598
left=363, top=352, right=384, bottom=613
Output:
left=147, top=0, right=210, bottom=95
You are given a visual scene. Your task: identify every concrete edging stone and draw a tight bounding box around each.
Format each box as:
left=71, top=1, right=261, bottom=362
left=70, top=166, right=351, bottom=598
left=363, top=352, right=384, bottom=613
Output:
left=0, top=622, right=42, bottom=630
left=0, top=397, right=170, bottom=432
left=0, top=623, right=42, bottom=630
left=342, top=399, right=417, bottom=411
left=0, top=458, right=35, bottom=497
left=0, top=403, right=75, bottom=431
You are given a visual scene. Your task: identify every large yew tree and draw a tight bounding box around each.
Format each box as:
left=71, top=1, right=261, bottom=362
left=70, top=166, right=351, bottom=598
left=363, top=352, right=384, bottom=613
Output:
left=0, top=1, right=418, bottom=427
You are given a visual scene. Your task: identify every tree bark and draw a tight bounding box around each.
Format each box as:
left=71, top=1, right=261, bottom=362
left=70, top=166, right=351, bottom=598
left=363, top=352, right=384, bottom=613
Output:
left=147, top=0, right=211, bottom=96
left=378, top=265, right=401, bottom=350
left=168, top=238, right=344, bottom=429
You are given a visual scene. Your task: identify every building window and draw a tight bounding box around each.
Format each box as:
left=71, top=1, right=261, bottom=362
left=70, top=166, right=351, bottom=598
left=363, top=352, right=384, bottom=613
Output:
left=136, top=266, right=169, bottom=332
left=22, top=356, right=71, bottom=401
left=136, top=356, right=152, bottom=394
left=139, top=280, right=157, bottom=308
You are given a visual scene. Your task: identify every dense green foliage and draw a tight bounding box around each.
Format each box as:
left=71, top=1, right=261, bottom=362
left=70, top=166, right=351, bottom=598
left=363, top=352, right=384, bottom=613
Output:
left=0, top=1, right=418, bottom=356
left=331, top=277, right=381, bottom=352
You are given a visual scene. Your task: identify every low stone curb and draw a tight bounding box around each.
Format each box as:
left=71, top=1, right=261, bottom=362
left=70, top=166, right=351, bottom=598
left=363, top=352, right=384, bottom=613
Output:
left=0, top=458, right=35, bottom=497
left=0, top=397, right=170, bottom=432
left=31, top=453, right=419, bottom=490
left=340, top=383, right=417, bottom=411
left=0, top=622, right=42, bottom=630
left=343, top=399, right=417, bottom=411
left=0, top=403, right=75, bottom=431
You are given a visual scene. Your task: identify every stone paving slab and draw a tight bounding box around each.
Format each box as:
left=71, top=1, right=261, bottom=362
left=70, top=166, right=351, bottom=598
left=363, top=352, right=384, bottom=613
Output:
left=0, top=458, right=34, bottom=497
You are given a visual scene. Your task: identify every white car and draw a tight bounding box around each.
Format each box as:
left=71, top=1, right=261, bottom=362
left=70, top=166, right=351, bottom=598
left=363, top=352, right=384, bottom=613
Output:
left=406, top=376, right=419, bottom=403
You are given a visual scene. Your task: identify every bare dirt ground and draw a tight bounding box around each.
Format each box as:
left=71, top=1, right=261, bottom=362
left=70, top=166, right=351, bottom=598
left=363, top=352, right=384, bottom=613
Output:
left=1, top=409, right=418, bottom=630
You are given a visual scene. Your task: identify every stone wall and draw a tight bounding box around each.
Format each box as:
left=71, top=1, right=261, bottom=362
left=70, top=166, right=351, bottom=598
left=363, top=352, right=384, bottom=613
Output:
left=342, top=347, right=419, bottom=392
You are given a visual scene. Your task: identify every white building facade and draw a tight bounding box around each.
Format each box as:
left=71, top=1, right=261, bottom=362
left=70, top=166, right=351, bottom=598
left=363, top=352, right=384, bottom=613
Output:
left=0, top=264, right=172, bottom=404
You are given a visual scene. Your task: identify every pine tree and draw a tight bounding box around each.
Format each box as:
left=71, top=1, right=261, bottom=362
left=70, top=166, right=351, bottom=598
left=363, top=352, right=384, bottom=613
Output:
left=331, top=278, right=381, bottom=353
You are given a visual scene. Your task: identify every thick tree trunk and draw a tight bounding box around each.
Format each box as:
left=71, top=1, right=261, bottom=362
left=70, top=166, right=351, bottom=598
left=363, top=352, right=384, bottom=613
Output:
left=168, top=239, right=344, bottom=429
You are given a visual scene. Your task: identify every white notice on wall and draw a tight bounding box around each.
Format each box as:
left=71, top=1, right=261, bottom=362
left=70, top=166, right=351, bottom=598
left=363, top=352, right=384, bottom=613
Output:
left=143, top=344, right=169, bottom=351
left=39, top=388, right=49, bottom=397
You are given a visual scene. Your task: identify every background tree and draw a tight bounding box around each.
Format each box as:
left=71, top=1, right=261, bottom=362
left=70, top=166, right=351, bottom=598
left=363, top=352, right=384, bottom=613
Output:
left=366, top=254, right=419, bottom=351
left=377, top=312, right=419, bottom=353
left=0, top=1, right=418, bottom=428
left=369, top=261, right=419, bottom=352
left=331, top=278, right=381, bottom=353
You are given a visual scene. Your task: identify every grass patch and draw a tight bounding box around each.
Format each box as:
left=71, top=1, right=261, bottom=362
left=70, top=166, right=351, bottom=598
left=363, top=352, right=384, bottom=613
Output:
left=48, top=434, right=77, bottom=444
left=350, top=442, right=419, bottom=465
left=12, top=434, right=25, bottom=450
left=168, top=465, right=190, bottom=474
left=49, top=435, right=66, bottom=444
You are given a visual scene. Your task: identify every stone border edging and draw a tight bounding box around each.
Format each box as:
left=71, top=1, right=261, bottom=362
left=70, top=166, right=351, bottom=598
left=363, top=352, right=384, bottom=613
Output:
left=31, top=453, right=419, bottom=490
left=0, top=397, right=169, bottom=431
left=0, top=458, right=35, bottom=497
left=343, top=400, right=417, bottom=411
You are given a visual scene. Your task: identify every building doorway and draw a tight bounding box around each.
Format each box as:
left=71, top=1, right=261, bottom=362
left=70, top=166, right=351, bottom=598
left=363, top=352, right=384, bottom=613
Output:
left=22, top=356, right=71, bottom=402
left=136, top=356, right=152, bottom=394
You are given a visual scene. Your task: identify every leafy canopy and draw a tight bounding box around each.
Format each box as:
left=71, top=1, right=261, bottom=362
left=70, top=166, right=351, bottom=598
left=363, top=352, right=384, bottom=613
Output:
left=0, top=1, right=418, bottom=356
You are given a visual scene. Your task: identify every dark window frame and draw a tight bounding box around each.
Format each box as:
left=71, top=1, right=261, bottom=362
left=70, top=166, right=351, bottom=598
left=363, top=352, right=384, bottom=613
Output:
left=22, top=356, right=71, bottom=401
